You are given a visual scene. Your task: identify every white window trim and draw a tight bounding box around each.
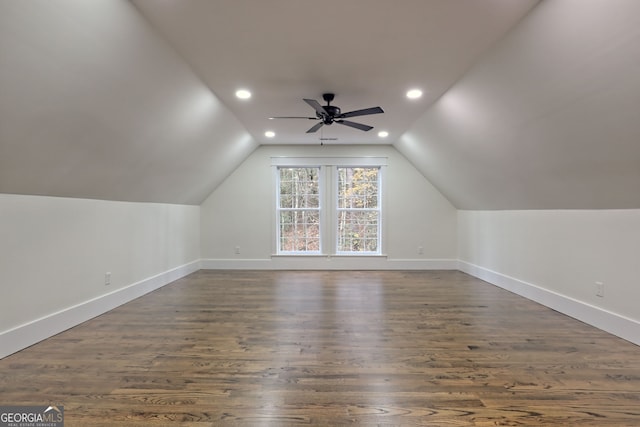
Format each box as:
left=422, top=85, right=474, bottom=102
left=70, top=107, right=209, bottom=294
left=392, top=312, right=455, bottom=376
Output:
left=274, top=165, right=323, bottom=255
left=334, top=165, right=382, bottom=255
left=271, top=157, right=387, bottom=257
left=272, top=156, right=388, bottom=167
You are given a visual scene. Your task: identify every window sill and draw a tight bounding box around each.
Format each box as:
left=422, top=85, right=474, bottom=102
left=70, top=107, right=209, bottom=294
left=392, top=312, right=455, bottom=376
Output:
left=272, top=254, right=388, bottom=258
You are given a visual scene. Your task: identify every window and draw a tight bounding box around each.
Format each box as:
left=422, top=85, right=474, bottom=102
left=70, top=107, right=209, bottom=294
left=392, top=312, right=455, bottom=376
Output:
left=337, top=167, right=380, bottom=254
left=277, top=167, right=321, bottom=253
left=273, top=157, right=386, bottom=256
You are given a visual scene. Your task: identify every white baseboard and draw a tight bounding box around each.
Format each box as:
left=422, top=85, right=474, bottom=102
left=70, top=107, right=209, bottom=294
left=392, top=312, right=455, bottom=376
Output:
left=6, top=259, right=635, bottom=359
left=458, top=260, right=640, bottom=346
left=200, top=257, right=458, bottom=270
left=0, top=260, right=200, bottom=359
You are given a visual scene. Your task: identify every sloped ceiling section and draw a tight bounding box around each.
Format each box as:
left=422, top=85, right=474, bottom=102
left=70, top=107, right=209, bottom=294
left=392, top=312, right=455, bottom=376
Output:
left=131, top=0, right=538, bottom=146
left=0, top=0, right=257, bottom=205
left=396, top=0, right=640, bottom=210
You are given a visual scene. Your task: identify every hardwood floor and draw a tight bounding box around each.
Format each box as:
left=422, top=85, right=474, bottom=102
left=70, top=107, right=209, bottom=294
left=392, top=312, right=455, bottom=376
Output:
left=1, top=270, right=639, bottom=426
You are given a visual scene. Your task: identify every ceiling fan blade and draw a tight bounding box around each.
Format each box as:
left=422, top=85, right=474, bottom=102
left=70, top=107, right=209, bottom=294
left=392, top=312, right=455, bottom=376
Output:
left=269, top=116, right=317, bottom=120
left=304, top=98, right=328, bottom=116
left=338, top=106, right=384, bottom=118
left=336, top=120, right=373, bottom=132
left=306, top=122, right=324, bottom=133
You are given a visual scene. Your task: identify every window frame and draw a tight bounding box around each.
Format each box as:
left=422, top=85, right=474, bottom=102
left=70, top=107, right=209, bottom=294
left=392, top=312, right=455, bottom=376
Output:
left=275, top=166, right=323, bottom=255
left=272, top=157, right=387, bottom=257
left=335, top=166, right=382, bottom=255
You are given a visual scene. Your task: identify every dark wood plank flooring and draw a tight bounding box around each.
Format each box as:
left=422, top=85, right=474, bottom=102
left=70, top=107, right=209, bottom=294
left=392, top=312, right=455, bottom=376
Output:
left=1, top=270, right=639, bottom=426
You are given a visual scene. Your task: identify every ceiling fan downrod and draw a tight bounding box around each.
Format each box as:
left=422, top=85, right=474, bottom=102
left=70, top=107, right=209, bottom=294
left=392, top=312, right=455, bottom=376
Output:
left=320, top=93, right=340, bottom=123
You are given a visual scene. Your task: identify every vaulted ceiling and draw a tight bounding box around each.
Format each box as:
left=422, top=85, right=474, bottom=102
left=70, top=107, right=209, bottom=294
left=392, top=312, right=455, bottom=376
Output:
left=1, top=0, right=639, bottom=209
left=398, top=0, right=640, bottom=209
left=131, top=0, right=538, bottom=146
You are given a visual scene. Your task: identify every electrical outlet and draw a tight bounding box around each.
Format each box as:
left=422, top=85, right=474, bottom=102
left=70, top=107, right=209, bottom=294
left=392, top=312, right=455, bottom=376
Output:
left=234, top=246, right=241, bottom=255
left=595, top=281, right=604, bottom=297
left=417, top=246, right=424, bottom=255
left=105, top=272, right=111, bottom=286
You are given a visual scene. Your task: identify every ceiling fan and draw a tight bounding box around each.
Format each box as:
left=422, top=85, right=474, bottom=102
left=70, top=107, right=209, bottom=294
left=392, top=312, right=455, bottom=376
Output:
left=270, top=93, right=384, bottom=133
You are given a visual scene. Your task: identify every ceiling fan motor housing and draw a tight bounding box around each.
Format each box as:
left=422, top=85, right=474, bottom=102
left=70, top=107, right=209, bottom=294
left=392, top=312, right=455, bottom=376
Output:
left=320, top=105, right=341, bottom=124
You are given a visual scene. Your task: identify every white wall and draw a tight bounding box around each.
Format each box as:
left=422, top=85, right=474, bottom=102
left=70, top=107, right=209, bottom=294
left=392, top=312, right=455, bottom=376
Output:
left=0, top=193, right=201, bottom=358
left=0, top=0, right=257, bottom=205
left=458, top=209, right=640, bottom=345
left=395, top=0, right=640, bottom=210
left=201, top=145, right=457, bottom=269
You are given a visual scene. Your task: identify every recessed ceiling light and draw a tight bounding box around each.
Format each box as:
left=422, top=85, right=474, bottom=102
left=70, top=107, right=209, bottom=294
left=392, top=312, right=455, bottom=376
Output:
left=265, top=131, right=275, bottom=138
left=378, top=131, right=389, bottom=138
left=235, top=89, right=251, bottom=99
left=406, top=89, right=423, bottom=99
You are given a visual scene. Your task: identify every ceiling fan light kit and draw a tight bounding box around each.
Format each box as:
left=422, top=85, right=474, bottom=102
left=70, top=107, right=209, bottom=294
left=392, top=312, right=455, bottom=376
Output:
left=270, top=93, right=384, bottom=134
